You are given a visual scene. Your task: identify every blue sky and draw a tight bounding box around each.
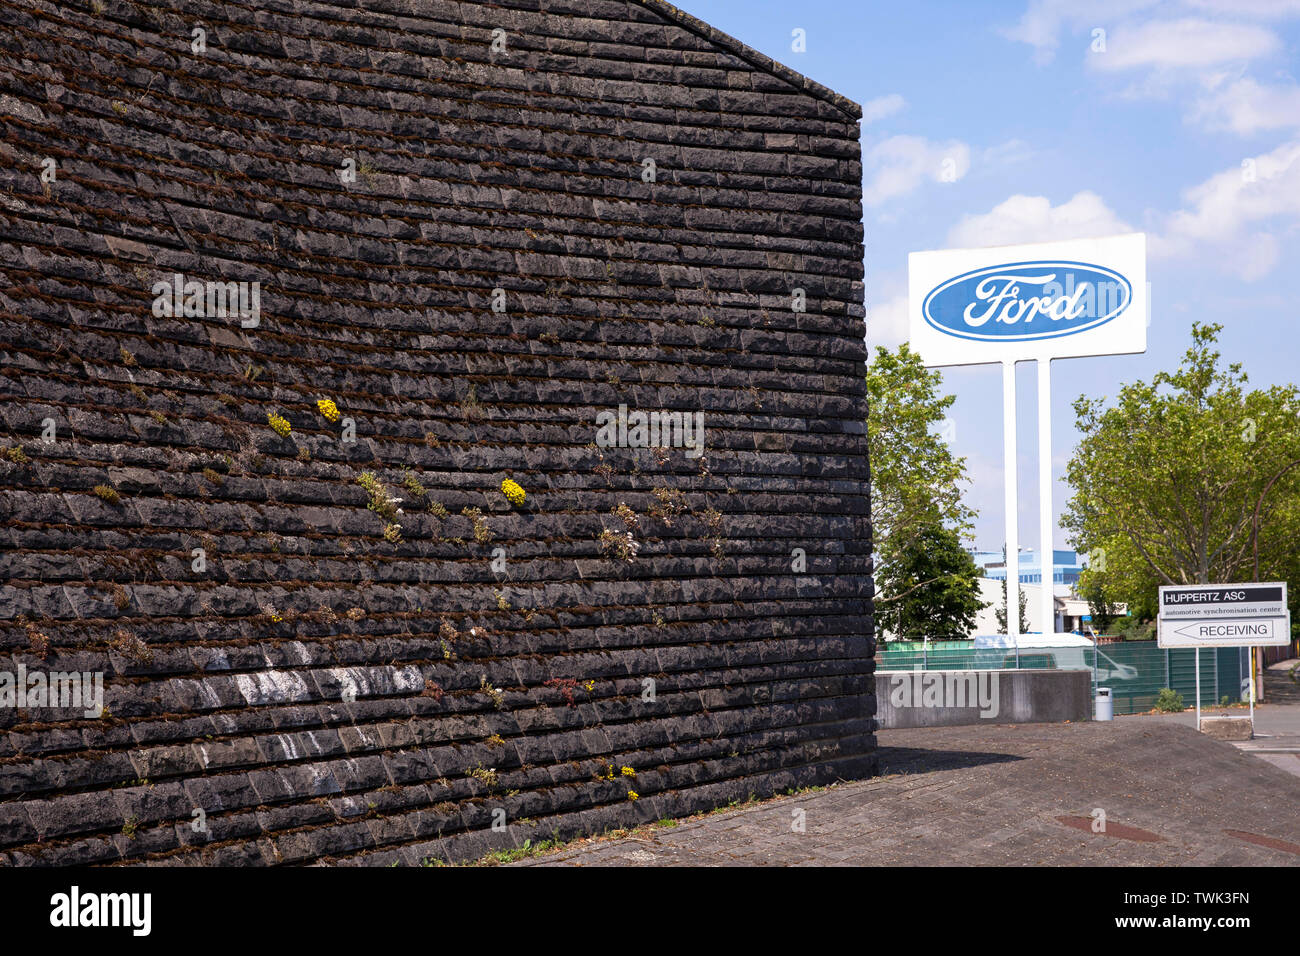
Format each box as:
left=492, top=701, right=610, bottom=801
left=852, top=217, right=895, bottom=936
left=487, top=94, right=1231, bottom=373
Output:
left=684, top=0, right=1300, bottom=552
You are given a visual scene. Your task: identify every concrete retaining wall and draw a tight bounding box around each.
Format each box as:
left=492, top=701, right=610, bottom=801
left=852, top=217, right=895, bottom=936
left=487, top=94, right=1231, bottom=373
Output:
left=875, top=669, right=1092, bottom=728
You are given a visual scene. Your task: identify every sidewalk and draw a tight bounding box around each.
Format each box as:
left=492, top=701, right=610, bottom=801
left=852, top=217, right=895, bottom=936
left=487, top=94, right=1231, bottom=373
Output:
left=514, top=720, right=1300, bottom=866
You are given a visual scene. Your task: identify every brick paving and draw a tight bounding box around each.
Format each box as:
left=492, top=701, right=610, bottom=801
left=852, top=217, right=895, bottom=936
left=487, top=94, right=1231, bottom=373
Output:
left=515, top=720, right=1300, bottom=866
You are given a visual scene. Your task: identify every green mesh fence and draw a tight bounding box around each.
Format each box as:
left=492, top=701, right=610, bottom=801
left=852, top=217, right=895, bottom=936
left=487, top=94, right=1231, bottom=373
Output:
left=876, top=640, right=1249, bottom=716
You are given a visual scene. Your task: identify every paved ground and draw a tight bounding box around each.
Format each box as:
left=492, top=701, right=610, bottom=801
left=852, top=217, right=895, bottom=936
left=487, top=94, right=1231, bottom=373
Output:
left=1123, top=661, right=1300, bottom=778
left=516, top=719, right=1300, bottom=866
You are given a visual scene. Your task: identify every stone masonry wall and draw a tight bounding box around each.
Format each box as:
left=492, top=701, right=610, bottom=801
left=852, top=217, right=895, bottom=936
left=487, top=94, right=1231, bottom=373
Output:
left=0, top=0, right=874, bottom=865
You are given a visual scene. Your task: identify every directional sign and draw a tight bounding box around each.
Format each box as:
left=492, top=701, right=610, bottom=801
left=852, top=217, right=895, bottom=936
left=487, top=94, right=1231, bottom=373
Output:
left=1157, top=582, right=1290, bottom=648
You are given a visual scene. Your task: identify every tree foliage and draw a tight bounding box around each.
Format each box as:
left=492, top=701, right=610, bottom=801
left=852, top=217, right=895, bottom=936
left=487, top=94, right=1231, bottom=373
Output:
left=994, top=576, right=1029, bottom=634
left=867, top=344, right=985, bottom=638
left=1062, top=322, right=1300, bottom=630
left=874, top=510, right=986, bottom=641
left=867, top=344, right=976, bottom=547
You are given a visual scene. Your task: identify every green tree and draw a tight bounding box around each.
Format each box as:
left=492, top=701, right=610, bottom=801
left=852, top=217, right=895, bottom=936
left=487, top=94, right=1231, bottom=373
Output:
left=867, top=344, right=976, bottom=546
left=994, top=576, right=1029, bottom=634
left=1075, top=567, right=1120, bottom=633
left=1062, top=323, right=1300, bottom=632
left=867, top=345, right=984, bottom=640
left=874, top=510, right=986, bottom=641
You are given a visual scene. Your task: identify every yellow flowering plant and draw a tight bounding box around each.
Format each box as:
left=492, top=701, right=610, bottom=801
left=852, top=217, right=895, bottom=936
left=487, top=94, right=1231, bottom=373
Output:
left=501, top=478, right=526, bottom=507
left=267, top=412, right=291, bottom=437
left=316, top=398, right=340, bottom=422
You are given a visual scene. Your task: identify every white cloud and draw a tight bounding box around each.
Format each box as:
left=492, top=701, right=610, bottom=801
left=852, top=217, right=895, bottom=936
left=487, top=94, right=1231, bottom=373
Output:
left=865, top=292, right=910, bottom=348
left=1089, top=18, right=1279, bottom=71
left=1191, top=75, right=1300, bottom=134
left=945, top=191, right=1134, bottom=249
left=861, top=94, right=906, bottom=124
left=1002, top=0, right=1160, bottom=64
left=1183, top=0, right=1300, bottom=17
left=1153, top=139, right=1300, bottom=279
left=862, top=135, right=970, bottom=206
left=980, top=138, right=1039, bottom=168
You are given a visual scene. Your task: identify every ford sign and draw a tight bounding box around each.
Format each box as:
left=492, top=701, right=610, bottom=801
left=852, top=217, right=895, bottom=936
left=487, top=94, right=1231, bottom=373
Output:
left=921, top=260, right=1132, bottom=343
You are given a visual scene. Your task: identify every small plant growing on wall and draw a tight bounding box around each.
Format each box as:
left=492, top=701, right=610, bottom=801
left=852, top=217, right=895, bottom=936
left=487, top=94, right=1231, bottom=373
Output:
left=599, top=529, right=638, bottom=562
left=25, top=624, right=51, bottom=659
left=357, top=472, right=403, bottom=523
left=438, top=618, right=458, bottom=659
left=94, top=484, right=122, bottom=505
left=500, top=478, right=526, bottom=507
left=459, top=384, right=484, bottom=420
left=462, top=507, right=492, bottom=543
left=466, top=764, right=498, bottom=789
left=5, top=446, right=29, bottom=464
left=701, top=506, right=725, bottom=558
left=649, top=487, right=687, bottom=525
left=544, top=677, right=579, bottom=707
left=108, top=628, right=153, bottom=664
left=267, top=411, right=291, bottom=438
left=402, top=468, right=427, bottom=499
left=479, top=674, right=505, bottom=710
left=316, top=398, right=340, bottom=422
left=612, top=502, right=639, bottom=532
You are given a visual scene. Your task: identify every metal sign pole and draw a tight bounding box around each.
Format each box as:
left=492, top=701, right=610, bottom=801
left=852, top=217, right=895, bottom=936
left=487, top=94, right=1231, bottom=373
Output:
left=1037, top=358, right=1054, bottom=636
left=1248, top=644, right=1255, bottom=729
left=1195, top=648, right=1201, bottom=729
left=1003, top=360, right=1020, bottom=665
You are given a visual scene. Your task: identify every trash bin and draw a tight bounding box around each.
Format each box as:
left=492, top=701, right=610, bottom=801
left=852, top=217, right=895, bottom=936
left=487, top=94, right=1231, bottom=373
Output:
left=1095, top=687, right=1113, bottom=721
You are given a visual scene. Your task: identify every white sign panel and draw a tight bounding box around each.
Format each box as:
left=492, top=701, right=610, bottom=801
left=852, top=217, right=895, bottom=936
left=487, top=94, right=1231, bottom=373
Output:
left=907, top=233, right=1147, bottom=367
left=1157, top=582, right=1291, bottom=648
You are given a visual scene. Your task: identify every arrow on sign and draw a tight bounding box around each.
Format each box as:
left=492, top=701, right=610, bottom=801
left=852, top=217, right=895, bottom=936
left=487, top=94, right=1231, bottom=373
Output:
left=1172, top=619, right=1278, bottom=642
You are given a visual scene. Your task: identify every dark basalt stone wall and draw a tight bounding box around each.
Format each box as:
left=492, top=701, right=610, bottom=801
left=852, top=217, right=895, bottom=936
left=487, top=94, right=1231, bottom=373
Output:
left=0, top=0, right=874, bottom=865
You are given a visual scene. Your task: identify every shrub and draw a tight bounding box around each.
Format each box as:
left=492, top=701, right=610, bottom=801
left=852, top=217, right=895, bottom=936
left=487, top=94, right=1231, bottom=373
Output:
left=1154, top=688, right=1185, bottom=713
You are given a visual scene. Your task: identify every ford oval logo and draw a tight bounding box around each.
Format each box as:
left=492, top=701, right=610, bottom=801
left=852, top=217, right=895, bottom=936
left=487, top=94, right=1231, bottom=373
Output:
left=921, top=260, right=1132, bottom=342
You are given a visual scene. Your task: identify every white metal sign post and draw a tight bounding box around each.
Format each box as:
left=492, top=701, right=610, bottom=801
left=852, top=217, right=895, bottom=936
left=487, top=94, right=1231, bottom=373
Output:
left=908, top=234, right=1148, bottom=650
left=1157, top=583, right=1291, bottom=729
